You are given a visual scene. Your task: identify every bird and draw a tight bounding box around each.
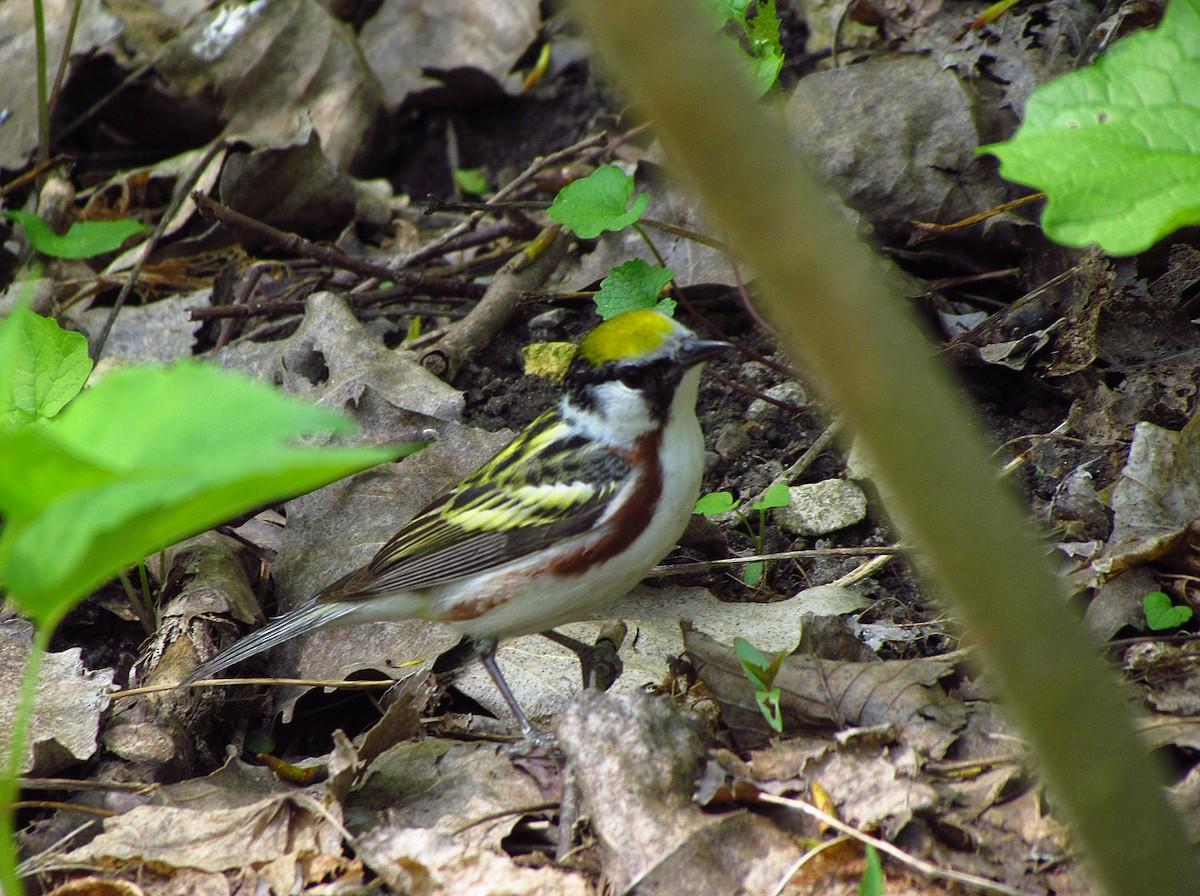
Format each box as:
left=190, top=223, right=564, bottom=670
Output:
left=183, top=309, right=729, bottom=738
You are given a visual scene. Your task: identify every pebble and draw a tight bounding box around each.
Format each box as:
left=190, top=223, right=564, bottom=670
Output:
left=747, top=381, right=809, bottom=423
left=778, top=480, right=868, bottom=535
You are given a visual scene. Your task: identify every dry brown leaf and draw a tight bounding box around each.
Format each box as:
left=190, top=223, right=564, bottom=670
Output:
left=556, top=690, right=800, bottom=896
left=56, top=794, right=342, bottom=873
left=358, top=0, right=539, bottom=110
left=685, top=628, right=965, bottom=755
left=0, top=618, right=114, bottom=775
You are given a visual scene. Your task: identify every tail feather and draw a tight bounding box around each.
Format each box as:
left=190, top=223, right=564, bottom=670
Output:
left=182, top=599, right=358, bottom=685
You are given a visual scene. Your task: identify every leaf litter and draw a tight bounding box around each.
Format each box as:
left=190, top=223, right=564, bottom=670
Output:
left=4, top=0, right=1200, bottom=893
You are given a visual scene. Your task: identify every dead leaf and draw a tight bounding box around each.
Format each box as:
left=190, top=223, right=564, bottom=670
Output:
left=154, top=0, right=384, bottom=170
left=451, top=583, right=808, bottom=727
left=56, top=793, right=342, bottom=874
left=0, top=0, right=123, bottom=169
left=812, top=749, right=940, bottom=838
left=358, top=0, right=539, bottom=110
left=347, top=739, right=550, bottom=851
left=1092, top=420, right=1200, bottom=580
left=356, top=825, right=590, bottom=895
left=0, top=618, right=115, bottom=775
left=686, top=628, right=965, bottom=754
left=556, top=689, right=800, bottom=895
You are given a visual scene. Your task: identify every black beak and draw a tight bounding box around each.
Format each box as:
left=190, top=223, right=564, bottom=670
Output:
left=678, top=337, right=732, bottom=368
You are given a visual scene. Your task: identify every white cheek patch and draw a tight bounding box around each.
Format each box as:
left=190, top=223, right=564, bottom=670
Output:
left=563, top=380, right=656, bottom=444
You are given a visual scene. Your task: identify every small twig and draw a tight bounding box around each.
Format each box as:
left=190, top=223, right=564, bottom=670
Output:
left=405, top=219, right=540, bottom=259
left=760, top=791, right=1038, bottom=896
left=674, top=289, right=801, bottom=380
left=47, top=0, right=84, bottom=139
left=213, top=262, right=266, bottom=350
left=451, top=802, right=559, bottom=836
left=94, top=140, right=225, bottom=360
left=741, top=419, right=841, bottom=511
left=18, top=777, right=158, bottom=795
left=638, top=216, right=729, bottom=251
left=706, top=368, right=807, bottom=414
left=108, top=677, right=398, bottom=699
left=912, top=193, right=1045, bottom=239
left=191, top=289, right=474, bottom=323
left=424, top=196, right=551, bottom=214
left=192, top=192, right=485, bottom=299
left=831, top=551, right=896, bottom=587
left=0, top=156, right=70, bottom=198
left=648, top=544, right=909, bottom=577
left=13, top=801, right=115, bottom=818
left=398, top=131, right=609, bottom=268
left=419, top=225, right=570, bottom=379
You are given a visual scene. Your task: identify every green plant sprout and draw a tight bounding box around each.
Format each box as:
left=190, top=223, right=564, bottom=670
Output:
left=981, top=0, right=1200, bottom=255
left=548, top=165, right=677, bottom=319
left=706, top=0, right=784, bottom=96
left=733, top=636, right=786, bottom=732
left=452, top=166, right=490, bottom=196
left=0, top=306, right=420, bottom=895
left=859, top=844, right=884, bottom=895
left=695, top=482, right=791, bottom=585
left=1143, top=591, right=1194, bottom=631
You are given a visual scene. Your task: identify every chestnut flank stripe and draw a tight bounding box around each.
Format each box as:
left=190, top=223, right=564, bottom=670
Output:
left=547, top=429, right=664, bottom=576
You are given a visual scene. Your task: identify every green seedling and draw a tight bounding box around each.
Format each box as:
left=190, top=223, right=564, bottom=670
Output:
left=734, top=636, right=786, bottom=732
left=695, top=482, right=791, bottom=585
left=1143, top=591, right=1194, bottom=631
left=859, top=844, right=884, bottom=895
left=452, top=167, right=490, bottom=196
left=981, top=0, right=1200, bottom=255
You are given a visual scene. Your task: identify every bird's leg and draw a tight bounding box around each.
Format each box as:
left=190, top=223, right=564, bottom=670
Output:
left=542, top=621, right=626, bottom=691
left=474, top=637, right=539, bottom=742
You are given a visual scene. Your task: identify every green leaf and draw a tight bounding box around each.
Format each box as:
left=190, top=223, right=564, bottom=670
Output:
left=752, top=481, right=791, bottom=511
left=755, top=685, right=783, bottom=732
left=548, top=166, right=649, bottom=238
left=0, top=362, right=417, bottom=629
left=858, top=845, right=884, bottom=896
left=980, top=0, right=1200, bottom=255
left=1143, top=591, right=1194, bottom=631
left=706, top=0, right=749, bottom=25
left=4, top=210, right=148, bottom=259
left=0, top=305, right=92, bottom=425
left=743, top=559, right=765, bottom=586
left=745, top=0, right=783, bottom=95
left=695, top=490, right=738, bottom=516
left=594, top=259, right=676, bottom=319
left=452, top=167, right=490, bottom=196
left=734, top=635, right=772, bottom=688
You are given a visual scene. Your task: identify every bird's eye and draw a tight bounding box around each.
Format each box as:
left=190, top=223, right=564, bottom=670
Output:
left=616, top=367, right=643, bottom=389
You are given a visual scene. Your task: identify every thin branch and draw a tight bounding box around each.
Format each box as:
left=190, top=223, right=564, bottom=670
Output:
left=94, top=140, right=225, bottom=359
left=759, top=791, right=1039, bottom=896
left=398, top=131, right=609, bottom=268
left=192, top=192, right=485, bottom=298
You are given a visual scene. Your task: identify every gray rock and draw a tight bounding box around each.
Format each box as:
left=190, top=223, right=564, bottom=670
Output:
left=778, top=480, right=868, bottom=536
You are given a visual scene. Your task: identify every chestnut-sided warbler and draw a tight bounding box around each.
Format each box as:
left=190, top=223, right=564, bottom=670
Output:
left=184, top=309, right=728, bottom=736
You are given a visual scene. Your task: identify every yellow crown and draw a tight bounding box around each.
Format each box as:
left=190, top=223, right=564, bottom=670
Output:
left=576, top=310, right=674, bottom=366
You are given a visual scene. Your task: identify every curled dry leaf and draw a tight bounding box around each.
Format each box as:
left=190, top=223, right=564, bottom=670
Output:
left=685, top=628, right=965, bottom=755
